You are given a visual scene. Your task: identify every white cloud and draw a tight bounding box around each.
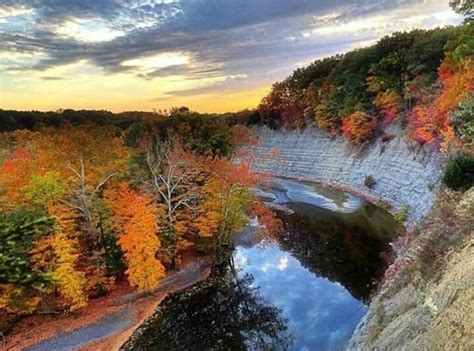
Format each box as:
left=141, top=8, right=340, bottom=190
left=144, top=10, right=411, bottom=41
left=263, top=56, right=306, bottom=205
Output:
left=302, top=1, right=462, bottom=42
left=0, top=50, right=46, bottom=61
left=0, top=6, right=34, bottom=23
left=226, top=73, right=248, bottom=80
left=0, top=51, right=47, bottom=72
left=122, top=52, right=190, bottom=72
left=261, top=262, right=271, bottom=272
left=54, top=19, right=125, bottom=43
left=278, top=256, right=289, bottom=271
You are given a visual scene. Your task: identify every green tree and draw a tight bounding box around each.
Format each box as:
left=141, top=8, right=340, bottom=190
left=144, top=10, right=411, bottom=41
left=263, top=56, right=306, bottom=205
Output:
left=451, top=94, right=474, bottom=144
left=25, top=171, right=66, bottom=206
left=0, top=210, right=53, bottom=286
left=450, top=0, right=473, bottom=20
left=442, top=151, right=474, bottom=190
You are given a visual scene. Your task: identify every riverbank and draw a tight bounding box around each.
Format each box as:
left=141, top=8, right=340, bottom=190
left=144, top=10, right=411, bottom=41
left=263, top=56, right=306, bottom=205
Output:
left=348, top=188, right=474, bottom=350
left=2, top=260, right=212, bottom=351
left=247, top=124, right=444, bottom=225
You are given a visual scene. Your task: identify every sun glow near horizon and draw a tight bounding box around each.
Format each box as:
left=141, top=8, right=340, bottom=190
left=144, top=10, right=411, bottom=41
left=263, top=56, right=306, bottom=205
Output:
left=0, top=0, right=462, bottom=113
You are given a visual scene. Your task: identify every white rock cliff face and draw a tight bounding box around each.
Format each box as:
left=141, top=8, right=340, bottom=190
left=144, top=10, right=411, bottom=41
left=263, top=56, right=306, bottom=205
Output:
left=249, top=125, right=445, bottom=224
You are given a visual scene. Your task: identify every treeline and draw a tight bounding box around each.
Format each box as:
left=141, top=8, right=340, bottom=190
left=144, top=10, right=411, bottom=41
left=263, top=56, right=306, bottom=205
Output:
left=259, top=23, right=473, bottom=149
left=0, top=121, right=279, bottom=316
left=0, top=107, right=258, bottom=155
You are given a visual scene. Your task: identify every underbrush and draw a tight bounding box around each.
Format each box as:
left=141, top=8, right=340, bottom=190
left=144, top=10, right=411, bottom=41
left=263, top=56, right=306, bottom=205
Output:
left=442, top=151, right=474, bottom=191
left=381, top=187, right=473, bottom=295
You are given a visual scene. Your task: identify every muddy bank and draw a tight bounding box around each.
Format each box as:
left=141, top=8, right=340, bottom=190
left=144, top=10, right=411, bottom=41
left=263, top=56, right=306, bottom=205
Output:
left=3, top=260, right=212, bottom=351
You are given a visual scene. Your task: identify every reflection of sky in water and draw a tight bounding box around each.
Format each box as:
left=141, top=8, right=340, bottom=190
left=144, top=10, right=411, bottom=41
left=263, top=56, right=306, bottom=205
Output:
left=234, top=242, right=367, bottom=351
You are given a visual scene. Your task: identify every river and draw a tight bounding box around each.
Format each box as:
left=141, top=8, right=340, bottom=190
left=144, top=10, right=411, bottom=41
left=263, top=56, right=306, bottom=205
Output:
left=122, top=178, right=403, bottom=350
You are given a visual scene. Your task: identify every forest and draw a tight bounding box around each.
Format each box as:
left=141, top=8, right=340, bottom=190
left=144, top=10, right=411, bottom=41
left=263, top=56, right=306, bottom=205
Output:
left=0, top=109, right=279, bottom=320
left=258, top=22, right=473, bottom=150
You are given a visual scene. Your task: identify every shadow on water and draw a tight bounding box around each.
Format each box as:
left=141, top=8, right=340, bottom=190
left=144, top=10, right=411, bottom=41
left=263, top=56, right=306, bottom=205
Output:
left=121, top=260, right=294, bottom=351
left=122, top=181, right=403, bottom=350
left=280, top=202, right=404, bottom=301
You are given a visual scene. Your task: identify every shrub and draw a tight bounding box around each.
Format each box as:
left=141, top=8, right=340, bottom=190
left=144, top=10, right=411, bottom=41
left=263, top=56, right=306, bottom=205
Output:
left=377, top=200, right=392, bottom=211
left=394, top=205, right=410, bottom=223
left=451, top=94, right=474, bottom=145
left=442, top=151, right=474, bottom=190
left=364, top=175, right=376, bottom=188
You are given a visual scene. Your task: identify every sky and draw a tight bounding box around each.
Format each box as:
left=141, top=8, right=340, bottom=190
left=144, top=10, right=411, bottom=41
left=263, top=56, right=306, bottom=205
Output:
left=0, top=0, right=462, bottom=113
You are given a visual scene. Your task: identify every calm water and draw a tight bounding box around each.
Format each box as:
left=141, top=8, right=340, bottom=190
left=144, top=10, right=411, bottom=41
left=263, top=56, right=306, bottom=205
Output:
left=123, top=178, right=402, bottom=351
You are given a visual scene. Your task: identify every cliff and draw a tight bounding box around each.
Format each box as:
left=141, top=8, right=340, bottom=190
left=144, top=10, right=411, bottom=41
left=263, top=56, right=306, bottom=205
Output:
left=249, top=125, right=473, bottom=350
left=248, top=124, right=445, bottom=225
left=348, top=188, right=473, bottom=350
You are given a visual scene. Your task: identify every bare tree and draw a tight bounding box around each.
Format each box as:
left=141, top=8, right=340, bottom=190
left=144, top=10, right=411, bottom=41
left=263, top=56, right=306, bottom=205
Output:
left=146, top=142, right=199, bottom=245
left=61, top=155, right=117, bottom=250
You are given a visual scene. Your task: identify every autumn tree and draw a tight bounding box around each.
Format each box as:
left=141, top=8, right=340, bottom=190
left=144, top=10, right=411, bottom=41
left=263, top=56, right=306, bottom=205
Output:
left=19, top=126, right=130, bottom=259
left=106, top=182, right=166, bottom=291
left=145, top=141, right=203, bottom=265
left=408, top=23, right=473, bottom=149
left=373, top=90, right=403, bottom=124
left=0, top=148, right=35, bottom=209
left=0, top=126, right=131, bottom=301
left=196, top=158, right=264, bottom=255
left=341, top=111, right=376, bottom=145
left=259, top=81, right=306, bottom=129
left=46, top=204, right=88, bottom=310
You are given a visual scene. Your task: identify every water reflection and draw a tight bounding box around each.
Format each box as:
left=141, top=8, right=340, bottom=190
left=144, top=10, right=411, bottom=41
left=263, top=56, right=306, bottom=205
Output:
left=279, top=202, right=402, bottom=301
left=123, top=181, right=402, bottom=350
left=122, top=262, right=293, bottom=351
left=235, top=243, right=367, bottom=350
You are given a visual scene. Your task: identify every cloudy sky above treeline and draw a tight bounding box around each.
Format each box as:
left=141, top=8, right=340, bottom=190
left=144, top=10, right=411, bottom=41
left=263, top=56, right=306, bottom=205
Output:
left=0, top=0, right=462, bottom=112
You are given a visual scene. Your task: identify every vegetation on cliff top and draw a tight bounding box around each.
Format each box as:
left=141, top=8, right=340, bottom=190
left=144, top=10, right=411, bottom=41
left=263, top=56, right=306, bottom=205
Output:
left=258, top=21, right=473, bottom=150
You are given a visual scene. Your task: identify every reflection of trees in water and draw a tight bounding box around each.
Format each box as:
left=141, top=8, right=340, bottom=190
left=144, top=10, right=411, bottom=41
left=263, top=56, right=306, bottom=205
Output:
left=123, top=259, right=293, bottom=351
left=278, top=202, right=400, bottom=302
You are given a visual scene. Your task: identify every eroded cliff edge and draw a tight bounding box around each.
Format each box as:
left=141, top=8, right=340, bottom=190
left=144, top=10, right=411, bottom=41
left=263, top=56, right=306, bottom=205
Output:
left=348, top=188, right=473, bottom=350
left=248, top=126, right=473, bottom=350
left=248, top=125, right=444, bottom=225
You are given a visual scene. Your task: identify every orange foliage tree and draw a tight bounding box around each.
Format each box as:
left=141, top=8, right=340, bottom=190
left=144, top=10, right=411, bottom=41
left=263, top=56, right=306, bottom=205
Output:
left=373, top=90, right=403, bottom=124
left=341, top=111, right=376, bottom=145
left=106, top=182, right=166, bottom=291
left=0, top=148, right=35, bottom=208
left=408, top=25, right=473, bottom=150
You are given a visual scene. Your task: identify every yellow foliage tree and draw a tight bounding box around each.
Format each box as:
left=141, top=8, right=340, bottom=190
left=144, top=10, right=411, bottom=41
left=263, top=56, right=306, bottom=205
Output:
left=196, top=159, right=260, bottom=247
left=47, top=204, right=87, bottom=311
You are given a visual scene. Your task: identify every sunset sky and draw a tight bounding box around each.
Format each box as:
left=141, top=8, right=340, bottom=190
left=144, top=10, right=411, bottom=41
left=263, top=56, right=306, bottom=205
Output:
left=0, top=0, right=462, bottom=113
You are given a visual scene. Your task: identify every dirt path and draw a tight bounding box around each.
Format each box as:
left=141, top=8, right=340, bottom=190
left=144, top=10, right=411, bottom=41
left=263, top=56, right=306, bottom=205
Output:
left=4, top=260, right=212, bottom=351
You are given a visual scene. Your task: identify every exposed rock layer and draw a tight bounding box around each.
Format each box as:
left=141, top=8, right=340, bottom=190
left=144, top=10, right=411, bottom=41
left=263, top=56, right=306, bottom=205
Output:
left=249, top=125, right=445, bottom=224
